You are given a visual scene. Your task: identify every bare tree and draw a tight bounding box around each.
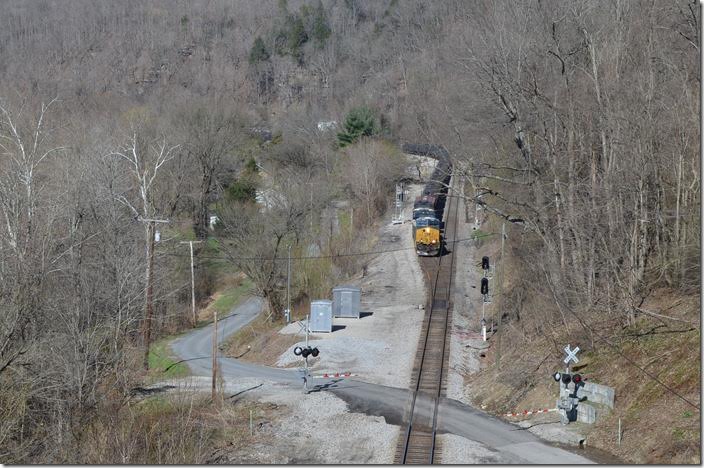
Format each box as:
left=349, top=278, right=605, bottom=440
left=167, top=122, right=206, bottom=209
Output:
left=108, top=126, right=179, bottom=368
left=172, top=101, right=248, bottom=240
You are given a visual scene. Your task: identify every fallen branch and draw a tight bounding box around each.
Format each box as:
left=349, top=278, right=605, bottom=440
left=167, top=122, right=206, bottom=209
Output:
left=635, top=307, right=698, bottom=325
left=227, top=383, right=263, bottom=400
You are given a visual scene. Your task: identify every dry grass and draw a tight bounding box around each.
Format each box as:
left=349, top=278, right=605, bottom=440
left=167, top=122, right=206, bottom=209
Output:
left=470, top=315, right=700, bottom=462
left=223, top=307, right=307, bottom=367
left=464, top=229, right=701, bottom=464
left=199, top=272, right=252, bottom=323
left=70, top=388, right=286, bottom=464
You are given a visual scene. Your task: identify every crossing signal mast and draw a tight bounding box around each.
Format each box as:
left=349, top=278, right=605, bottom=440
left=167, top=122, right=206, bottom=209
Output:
left=293, top=311, right=321, bottom=394
left=553, top=345, right=586, bottom=424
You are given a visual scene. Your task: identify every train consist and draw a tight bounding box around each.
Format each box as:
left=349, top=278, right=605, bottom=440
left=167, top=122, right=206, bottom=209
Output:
left=402, top=144, right=452, bottom=256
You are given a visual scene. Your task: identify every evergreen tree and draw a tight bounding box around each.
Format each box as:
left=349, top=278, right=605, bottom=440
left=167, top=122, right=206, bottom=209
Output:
left=248, top=36, right=270, bottom=64
left=337, top=106, right=378, bottom=148
left=226, top=178, right=257, bottom=203
left=311, top=2, right=331, bottom=48
left=286, top=15, right=308, bottom=61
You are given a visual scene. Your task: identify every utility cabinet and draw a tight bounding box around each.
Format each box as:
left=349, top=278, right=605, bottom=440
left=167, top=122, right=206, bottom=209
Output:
left=309, top=300, right=333, bottom=333
left=332, top=286, right=361, bottom=318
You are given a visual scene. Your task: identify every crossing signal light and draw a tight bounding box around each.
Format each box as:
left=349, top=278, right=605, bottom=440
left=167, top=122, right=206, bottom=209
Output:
left=482, top=256, right=490, bottom=270
left=293, top=346, right=319, bottom=358
left=481, top=277, right=489, bottom=295
left=553, top=371, right=582, bottom=386
left=552, top=371, right=572, bottom=384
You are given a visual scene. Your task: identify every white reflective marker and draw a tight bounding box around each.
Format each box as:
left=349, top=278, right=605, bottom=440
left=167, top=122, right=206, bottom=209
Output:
left=563, top=345, right=580, bottom=364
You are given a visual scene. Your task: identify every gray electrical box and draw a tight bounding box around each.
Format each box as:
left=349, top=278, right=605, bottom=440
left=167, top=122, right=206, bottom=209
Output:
left=332, top=286, right=361, bottom=318
left=309, top=300, right=333, bottom=333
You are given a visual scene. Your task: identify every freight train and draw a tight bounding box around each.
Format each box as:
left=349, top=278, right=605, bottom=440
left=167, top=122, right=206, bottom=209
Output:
left=402, top=144, right=452, bottom=256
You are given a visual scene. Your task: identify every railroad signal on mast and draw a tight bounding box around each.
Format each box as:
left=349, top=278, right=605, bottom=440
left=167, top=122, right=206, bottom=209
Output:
left=480, top=277, right=489, bottom=296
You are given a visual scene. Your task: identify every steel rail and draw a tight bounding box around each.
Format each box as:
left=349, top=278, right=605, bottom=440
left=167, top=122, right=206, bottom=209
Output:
left=397, top=175, right=459, bottom=464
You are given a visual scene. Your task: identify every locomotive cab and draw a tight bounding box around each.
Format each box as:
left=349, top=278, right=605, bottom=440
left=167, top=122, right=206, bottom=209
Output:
left=414, top=217, right=441, bottom=256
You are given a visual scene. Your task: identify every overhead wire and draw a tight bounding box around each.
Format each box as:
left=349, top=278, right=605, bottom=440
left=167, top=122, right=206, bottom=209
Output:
left=157, top=233, right=498, bottom=262
left=543, top=269, right=701, bottom=410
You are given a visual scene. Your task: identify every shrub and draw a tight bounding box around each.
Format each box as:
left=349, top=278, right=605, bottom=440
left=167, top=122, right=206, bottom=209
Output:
left=337, top=106, right=378, bottom=148
left=226, top=178, right=257, bottom=203
left=248, top=36, right=270, bottom=64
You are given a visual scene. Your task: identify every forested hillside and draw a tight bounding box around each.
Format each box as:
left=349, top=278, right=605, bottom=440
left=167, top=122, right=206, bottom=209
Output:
left=0, top=0, right=699, bottom=463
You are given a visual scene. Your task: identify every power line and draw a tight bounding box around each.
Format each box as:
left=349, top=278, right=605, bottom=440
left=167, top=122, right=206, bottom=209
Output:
left=157, top=233, right=497, bottom=262
left=549, top=279, right=701, bottom=410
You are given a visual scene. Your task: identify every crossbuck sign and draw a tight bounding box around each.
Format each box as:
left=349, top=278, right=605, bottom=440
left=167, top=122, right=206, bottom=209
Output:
left=563, top=345, right=580, bottom=365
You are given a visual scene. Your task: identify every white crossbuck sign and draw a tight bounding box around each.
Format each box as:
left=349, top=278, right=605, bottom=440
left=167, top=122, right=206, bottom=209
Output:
left=563, top=345, right=580, bottom=364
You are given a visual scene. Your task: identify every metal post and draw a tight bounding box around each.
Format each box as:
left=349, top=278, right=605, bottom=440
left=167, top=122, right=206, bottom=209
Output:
left=618, top=418, right=622, bottom=446
left=181, top=240, right=203, bottom=328
left=481, top=297, right=487, bottom=341
left=303, top=310, right=310, bottom=393
left=287, top=244, right=291, bottom=324
left=495, top=222, right=506, bottom=368
left=474, top=188, right=481, bottom=228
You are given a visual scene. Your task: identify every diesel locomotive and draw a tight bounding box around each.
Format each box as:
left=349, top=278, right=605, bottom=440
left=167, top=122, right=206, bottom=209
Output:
left=403, top=144, right=452, bottom=257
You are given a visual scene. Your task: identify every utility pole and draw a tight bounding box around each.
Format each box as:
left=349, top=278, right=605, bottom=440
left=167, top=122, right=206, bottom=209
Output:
left=138, top=216, right=170, bottom=370
left=495, top=222, right=506, bottom=368
left=304, top=310, right=310, bottom=393
left=286, top=244, right=292, bottom=324
left=181, top=240, right=203, bottom=327
left=212, top=308, right=218, bottom=403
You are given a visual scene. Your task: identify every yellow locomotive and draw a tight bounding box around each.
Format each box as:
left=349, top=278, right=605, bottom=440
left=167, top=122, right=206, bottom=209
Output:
left=414, top=216, right=441, bottom=256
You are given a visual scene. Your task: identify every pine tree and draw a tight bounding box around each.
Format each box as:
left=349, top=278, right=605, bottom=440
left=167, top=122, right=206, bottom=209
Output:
left=311, top=2, right=331, bottom=48
left=249, top=36, right=270, bottom=64
left=286, top=15, right=308, bottom=61
left=337, top=106, right=378, bottom=148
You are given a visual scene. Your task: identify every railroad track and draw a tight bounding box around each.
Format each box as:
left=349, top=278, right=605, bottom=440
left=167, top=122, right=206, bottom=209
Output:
left=395, top=177, right=460, bottom=464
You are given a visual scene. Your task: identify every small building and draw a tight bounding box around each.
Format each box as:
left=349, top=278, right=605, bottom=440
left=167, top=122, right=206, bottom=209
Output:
left=309, top=300, right=333, bottom=333
left=332, top=286, right=361, bottom=318
left=317, top=120, right=337, bottom=132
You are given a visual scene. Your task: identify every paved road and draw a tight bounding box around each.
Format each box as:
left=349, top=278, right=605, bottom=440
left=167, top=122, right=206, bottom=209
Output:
left=170, top=297, right=593, bottom=464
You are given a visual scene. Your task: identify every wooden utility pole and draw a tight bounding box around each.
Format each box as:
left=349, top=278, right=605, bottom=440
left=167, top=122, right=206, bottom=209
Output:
left=139, top=217, right=170, bottom=370
left=286, top=244, right=291, bottom=323
left=212, top=309, right=218, bottom=402
left=495, top=222, right=506, bottom=368
left=181, top=240, right=203, bottom=327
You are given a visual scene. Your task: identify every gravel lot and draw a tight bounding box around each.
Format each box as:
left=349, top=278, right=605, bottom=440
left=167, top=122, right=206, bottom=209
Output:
left=277, top=183, right=428, bottom=388
left=438, top=434, right=523, bottom=464
left=153, top=376, right=397, bottom=464
left=252, top=385, right=397, bottom=464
